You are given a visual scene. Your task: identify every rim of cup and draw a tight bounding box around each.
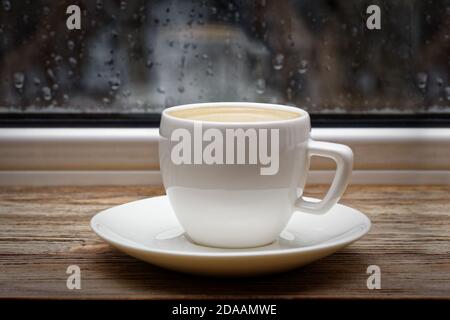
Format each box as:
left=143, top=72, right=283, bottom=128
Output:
left=162, top=102, right=309, bottom=126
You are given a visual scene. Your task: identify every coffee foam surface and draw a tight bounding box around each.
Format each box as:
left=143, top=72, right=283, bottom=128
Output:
left=168, top=107, right=301, bottom=122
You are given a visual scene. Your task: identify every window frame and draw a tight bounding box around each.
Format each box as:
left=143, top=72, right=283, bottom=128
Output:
left=0, top=122, right=449, bottom=186
left=1, top=113, right=449, bottom=128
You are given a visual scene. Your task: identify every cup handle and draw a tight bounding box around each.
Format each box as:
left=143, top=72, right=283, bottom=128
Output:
left=294, top=139, right=353, bottom=214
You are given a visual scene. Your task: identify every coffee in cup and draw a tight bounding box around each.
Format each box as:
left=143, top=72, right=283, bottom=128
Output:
left=168, top=106, right=301, bottom=122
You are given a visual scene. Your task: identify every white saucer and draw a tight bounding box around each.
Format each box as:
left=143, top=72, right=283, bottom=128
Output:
left=91, top=196, right=371, bottom=277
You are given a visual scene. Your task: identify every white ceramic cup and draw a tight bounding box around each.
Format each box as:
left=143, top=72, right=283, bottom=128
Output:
left=159, top=102, right=353, bottom=248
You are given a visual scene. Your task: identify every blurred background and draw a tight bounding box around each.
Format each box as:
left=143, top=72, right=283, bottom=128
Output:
left=0, top=0, right=449, bottom=116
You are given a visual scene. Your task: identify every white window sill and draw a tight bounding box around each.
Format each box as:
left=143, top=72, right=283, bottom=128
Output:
left=0, top=128, right=449, bottom=185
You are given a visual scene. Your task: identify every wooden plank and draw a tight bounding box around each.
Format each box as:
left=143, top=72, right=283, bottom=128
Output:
left=0, top=185, right=449, bottom=299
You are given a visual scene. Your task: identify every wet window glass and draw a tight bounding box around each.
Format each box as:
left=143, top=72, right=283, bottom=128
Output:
left=0, top=0, right=449, bottom=115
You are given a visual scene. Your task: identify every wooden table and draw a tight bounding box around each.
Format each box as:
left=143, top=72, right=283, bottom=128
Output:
left=0, top=185, right=449, bottom=300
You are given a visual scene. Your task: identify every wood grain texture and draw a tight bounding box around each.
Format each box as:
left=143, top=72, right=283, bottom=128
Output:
left=0, top=185, right=449, bottom=300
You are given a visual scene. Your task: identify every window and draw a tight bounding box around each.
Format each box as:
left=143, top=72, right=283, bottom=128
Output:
left=0, top=0, right=449, bottom=127
left=0, top=1, right=449, bottom=185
